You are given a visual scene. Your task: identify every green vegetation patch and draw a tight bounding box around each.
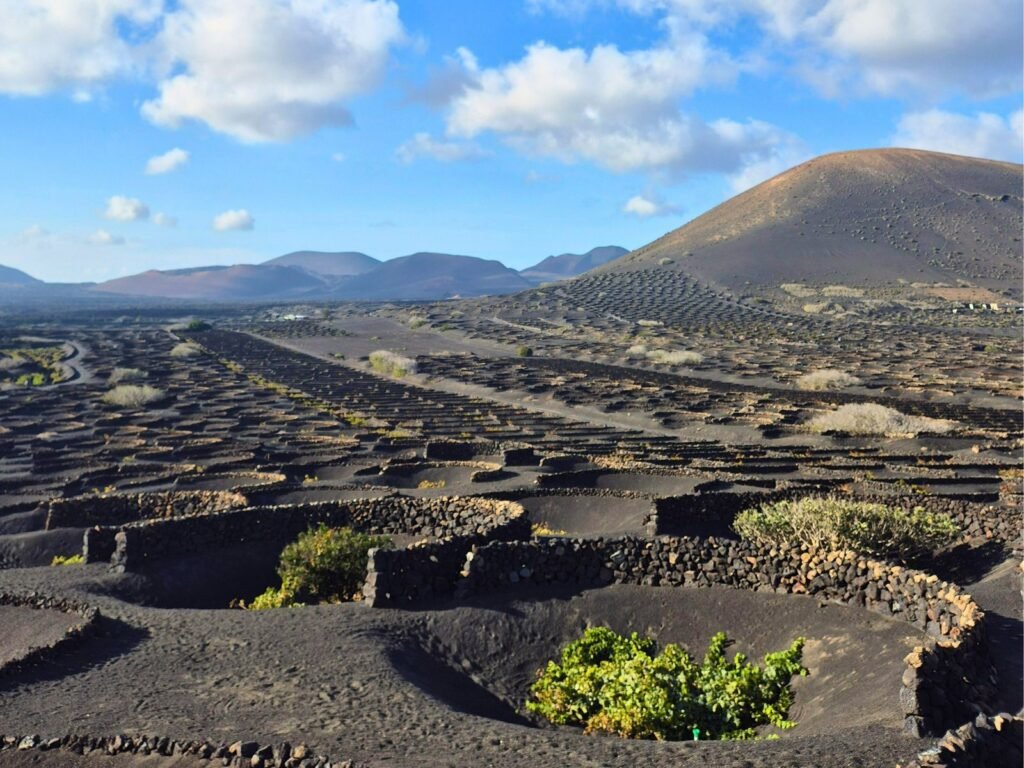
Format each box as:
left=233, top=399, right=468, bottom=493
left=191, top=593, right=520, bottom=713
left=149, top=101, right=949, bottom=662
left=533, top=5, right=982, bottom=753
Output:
left=0, top=345, right=67, bottom=387
left=51, top=554, right=84, bottom=566
left=527, top=627, right=807, bottom=740
left=734, top=496, right=960, bottom=562
left=368, top=350, right=416, bottom=377
left=246, top=524, right=392, bottom=610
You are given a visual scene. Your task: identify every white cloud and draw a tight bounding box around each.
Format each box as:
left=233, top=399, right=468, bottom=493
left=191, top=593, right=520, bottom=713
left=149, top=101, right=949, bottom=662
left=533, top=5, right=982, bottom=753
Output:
left=152, top=212, right=178, bottom=228
left=142, top=0, right=405, bottom=142
left=104, top=196, right=150, bottom=222
left=623, top=195, right=678, bottom=217
left=530, top=1, right=1022, bottom=99
left=891, top=109, right=1024, bottom=163
left=88, top=229, right=125, bottom=246
left=213, top=209, right=255, bottom=231
left=443, top=40, right=802, bottom=177
left=331, top=152, right=347, bottom=163
left=0, top=0, right=160, bottom=96
left=395, top=133, right=491, bottom=164
left=146, top=148, right=190, bottom=175
left=795, top=0, right=1023, bottom=98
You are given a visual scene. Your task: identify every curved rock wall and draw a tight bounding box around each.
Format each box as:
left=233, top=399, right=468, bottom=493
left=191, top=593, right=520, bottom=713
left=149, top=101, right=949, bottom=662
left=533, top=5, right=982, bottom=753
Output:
left=46, top=490, right=248, bottom=530
left=107, top=497, right=528, bottom=571
left=454, top=535, right=993, bottom=736
left=0, top=593, right=100, bottom=680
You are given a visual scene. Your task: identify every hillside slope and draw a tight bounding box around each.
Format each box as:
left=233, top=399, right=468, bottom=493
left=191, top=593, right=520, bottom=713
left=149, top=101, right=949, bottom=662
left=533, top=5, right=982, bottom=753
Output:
left=613, top=149, right=1022, bottom=298
left=0, top=265, right=42, bottom=286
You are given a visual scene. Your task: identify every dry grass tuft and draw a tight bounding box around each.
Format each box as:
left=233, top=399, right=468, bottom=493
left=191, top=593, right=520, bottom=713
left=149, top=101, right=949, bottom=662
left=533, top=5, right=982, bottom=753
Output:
left=170, top=343, right=201, bottom=358
left=646, top=349, right=703, bottom=366
left=102, top=384, right=166, bottom=408
left=807, top=403, right=955, bottom=436
left=795, top=369, right=861, bottom=391
left=108, top=367, right=147, bottom=385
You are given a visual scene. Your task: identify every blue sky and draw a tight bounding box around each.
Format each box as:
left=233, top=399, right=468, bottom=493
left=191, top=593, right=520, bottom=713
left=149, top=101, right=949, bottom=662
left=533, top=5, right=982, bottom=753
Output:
left=1, top=0, right=1021, bottom=282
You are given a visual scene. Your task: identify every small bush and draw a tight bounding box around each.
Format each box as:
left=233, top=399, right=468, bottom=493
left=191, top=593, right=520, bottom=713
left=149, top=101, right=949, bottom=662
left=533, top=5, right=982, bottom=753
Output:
left=527, top=628, right=807, bottom=740
left=186, top=320, right=211, bottom=331
left=807, top=403, right=954, bottom=436
left=246, top=525, right=391, bottom=609
left=531, top=522, right=567, bottom=537
left=416, top=479, right=446, bottom=489
left=102, top=384, right=165, bottom=408
left=516, top=345, right=534, bottom=357
left=108, top=367, right=147, bottom=385
left=734, top=496, right=960, bottom=562
left=51, top=554, right=84, bottom=566
left=170, top=342, right=201, bottom=358
left=368, top=350, right=416, bottom=377
left=646, top=349, right=703, bottom=366
left=795, top=369, right=861, bottom=391
left=625, top=344, right=648, bottom=358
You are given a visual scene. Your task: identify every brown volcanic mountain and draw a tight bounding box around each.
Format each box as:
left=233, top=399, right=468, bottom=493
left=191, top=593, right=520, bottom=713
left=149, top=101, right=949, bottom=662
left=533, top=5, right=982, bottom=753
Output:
left=614, top=149, right=1023, bottom=298
left=92, top=264, right=325, bottom=300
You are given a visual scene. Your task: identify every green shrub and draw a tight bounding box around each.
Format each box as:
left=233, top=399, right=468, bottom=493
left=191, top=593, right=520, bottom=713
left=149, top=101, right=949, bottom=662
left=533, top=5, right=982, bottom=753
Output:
left=51, top=554, right=84, bottom=566
left=516, top=345, right=534, bottom=357
left=527, top=628, right=806, bottom=740
left=368, top=350, right=416, bottom=377
left=186, top=320, right=211, bottom=331
left=245, top=524, right=391, bottom=609
left=733, top=496, right=960, bottom=562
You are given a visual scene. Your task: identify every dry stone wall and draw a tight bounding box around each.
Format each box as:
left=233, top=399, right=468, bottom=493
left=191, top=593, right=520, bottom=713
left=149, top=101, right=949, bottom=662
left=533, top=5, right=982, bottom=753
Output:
left=106, top=497, right=528, bottom=571
left=0, top=593, right=100, bottom=680
left=46, top=490, right=248, bottom=530
left=0, top=733, right=360, bottom=768
left=650, top=491, right=1021, bottom=550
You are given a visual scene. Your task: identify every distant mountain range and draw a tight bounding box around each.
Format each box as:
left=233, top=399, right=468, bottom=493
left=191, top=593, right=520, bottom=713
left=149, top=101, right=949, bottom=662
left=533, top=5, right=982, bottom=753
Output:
left=0, top=264, right=42, bottom=286
left=6, top=148, right=1017, bottom=307
left=519, top=246, right=628, bottom=283
left=0, top=246, right=628, bottom=303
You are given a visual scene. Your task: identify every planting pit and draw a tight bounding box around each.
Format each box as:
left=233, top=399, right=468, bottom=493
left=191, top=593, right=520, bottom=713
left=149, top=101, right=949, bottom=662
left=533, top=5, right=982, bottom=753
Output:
left=406, top=584, right=925, bottom=736
left=518, top=494, right=652, bottom=536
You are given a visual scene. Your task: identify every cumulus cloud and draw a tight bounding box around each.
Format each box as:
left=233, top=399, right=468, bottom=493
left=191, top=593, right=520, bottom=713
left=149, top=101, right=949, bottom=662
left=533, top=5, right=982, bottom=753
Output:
left=88, top=229, right=126, bottom=246
left=145, top=148, right=190, bottom=175
left=622, top=195, right=679, bottom=218
left=152, top=212, right=178, bottom=228
left=213, top=209, right=255, bottom=231
left=792, top=0, right=1023, bottom=99
left=395, top=133, right=491, bottom=164
left=104, top=196, right=150, bottom=222
left=891, top=109, right=1024, bottom=163
left=142, top=0, right=405, bottom=142
left=530, top=1, right=1022, bottom=99
left=442, top=40, right=802, bottom=178
left=0, top=0, right=160, bottom=96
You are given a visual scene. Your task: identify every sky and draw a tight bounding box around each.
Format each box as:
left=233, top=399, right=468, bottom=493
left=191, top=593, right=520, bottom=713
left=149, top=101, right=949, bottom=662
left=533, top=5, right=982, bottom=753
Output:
left=0, top=0, right=1021, bottom=283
